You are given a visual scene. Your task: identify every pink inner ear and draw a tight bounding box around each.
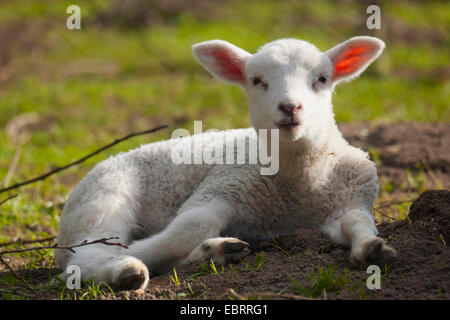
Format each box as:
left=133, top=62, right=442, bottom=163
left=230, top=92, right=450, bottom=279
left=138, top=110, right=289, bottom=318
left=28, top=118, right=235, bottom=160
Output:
left=333, top=46, right=369, bottom=77
left=210, top=49, right=246, bottom=84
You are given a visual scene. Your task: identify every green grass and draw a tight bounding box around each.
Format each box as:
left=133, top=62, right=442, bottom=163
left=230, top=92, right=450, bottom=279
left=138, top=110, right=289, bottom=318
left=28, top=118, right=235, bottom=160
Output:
left=287, top=264, right=349, bottom=298
left=0, top=1, right=447, bottom=194
left=255, top=252, right=265, bottom=271
left=268, top=241, right=292, bottom=260
left=170, top=267, right=180, bottom=286
left=209, top=259, right=219, bottom=275
left=58, top=279, right=115, bottom=300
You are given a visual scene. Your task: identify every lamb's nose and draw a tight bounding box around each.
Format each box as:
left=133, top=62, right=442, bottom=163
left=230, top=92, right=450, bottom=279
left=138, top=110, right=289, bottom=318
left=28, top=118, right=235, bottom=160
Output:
left=278, top=103, right=302, bottom=116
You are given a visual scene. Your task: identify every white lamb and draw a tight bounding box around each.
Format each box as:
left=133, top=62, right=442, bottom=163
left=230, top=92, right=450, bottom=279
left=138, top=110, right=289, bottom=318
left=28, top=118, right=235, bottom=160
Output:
left=55, top=36, right=396, bottom=291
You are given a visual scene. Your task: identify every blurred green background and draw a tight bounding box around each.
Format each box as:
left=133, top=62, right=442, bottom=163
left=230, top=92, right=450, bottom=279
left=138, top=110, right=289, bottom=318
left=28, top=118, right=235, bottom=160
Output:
left=0, top=0, right=448, bottom=241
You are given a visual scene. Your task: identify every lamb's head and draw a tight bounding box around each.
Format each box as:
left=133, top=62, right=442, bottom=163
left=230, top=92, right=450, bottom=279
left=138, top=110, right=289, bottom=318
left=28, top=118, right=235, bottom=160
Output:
left=193, top=37, right=384, bottom=142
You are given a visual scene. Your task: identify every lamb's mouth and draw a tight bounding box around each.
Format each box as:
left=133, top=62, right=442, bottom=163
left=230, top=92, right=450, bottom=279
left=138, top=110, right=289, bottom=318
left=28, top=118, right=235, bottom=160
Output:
left=276, top=120, right=300, bottom=130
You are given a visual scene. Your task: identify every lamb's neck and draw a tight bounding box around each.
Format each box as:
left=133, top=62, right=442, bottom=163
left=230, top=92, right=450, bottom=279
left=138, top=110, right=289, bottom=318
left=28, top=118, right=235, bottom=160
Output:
left=277, top=121, right=344, bottom=175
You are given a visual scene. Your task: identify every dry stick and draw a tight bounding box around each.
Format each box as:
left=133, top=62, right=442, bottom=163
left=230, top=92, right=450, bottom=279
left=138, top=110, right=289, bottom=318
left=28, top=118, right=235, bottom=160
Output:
left=216, top=288, right=246, bottom=300
left=421, top=160, right=442, bottom=189
left=0, top=193, right=18, bottom=206
left=3, top=141, right=22, bottom=188
left=375, top=198, right=417, bottom=210
left=0, top=288, right=35, bottom=298
left=372, top=206, right=397, bottom=221
left=0, top=125, right=168, bottom=195
left=217, top=288, right=316, bottom=301
left=0, top=236, right=55, bottom=248
left=0, top=237, right=127, bottom=296
left=0, top=256, right=38, bottom=295
left=244, top=291, right=317, bottom=300
left=0, top=237, right=128, bottom=256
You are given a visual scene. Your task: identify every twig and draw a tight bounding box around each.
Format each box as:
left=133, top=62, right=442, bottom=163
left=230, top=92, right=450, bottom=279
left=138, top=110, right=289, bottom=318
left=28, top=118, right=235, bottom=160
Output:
left=420, top=160, right=442, bottom=189
left=0, top=236, right=55, bottom=248
left=0, top=125, right=168, bottom=195
left=244, top=291, right=317, bottom=300
left=0, top=237, right=128, bottom=256
left=0, top=237, right=127, bottom=295
left=375, top=198, right=417, bottom=209
left=0, top=256, right=37, bottom=295
left=0, top=288, right=36, bottom=298
left=0, top=194, right=18, bottom=206
left=3, top=141, right=22, bottom=188
left=216, top=288, right=317, bottom=300
left=217, top=288, right=246, bottom=300
left=372, top=206, right=397, bottom=221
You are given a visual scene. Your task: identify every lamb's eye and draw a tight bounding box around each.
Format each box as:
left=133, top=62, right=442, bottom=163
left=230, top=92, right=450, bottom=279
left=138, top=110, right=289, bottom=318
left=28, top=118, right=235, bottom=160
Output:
left=252, top=77, right=268, bottom=90
left=252, top=77, right=262, bottom=86
left=318, top=76, right=327, bottom=83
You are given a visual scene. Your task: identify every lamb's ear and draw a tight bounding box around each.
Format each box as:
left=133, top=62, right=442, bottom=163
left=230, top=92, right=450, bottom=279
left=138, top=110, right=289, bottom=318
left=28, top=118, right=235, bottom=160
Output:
left=325, top=36, right=385, bottom=85
left=192, top=40, right=251, bottom=86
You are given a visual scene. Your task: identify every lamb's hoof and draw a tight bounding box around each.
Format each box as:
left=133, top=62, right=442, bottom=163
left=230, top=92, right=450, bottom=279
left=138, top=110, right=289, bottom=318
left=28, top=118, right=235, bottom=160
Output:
left=221, top=239, right=251, bottom=263
left=118, top=267, right=148, bottom=291
left=199, top=237, right=251, bottom=264
left=363, top=238, right=397, bottom=265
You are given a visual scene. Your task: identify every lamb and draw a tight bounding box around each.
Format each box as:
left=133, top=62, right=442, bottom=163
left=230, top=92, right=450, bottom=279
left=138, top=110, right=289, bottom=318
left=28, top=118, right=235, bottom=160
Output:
left=55, top=36, right=396, bottom=291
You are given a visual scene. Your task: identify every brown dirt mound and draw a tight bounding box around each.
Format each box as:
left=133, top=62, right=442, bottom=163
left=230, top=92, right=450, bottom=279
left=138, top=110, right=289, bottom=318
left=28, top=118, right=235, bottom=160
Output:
left=340, top=122, right=449, bottom=202
left=375, top=190, right=450, bottom=299
left=340, top=122, right=450, bottom=175
left=366, top=123, right=449, bottom=172
left=408, top=190, right=450, bottom=243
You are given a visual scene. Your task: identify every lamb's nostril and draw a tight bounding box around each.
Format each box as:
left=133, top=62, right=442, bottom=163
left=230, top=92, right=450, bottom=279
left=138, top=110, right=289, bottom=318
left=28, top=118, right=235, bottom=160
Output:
left=278, top=103, right=301, bottom=115
left=278, top=103, right=292, bottom=115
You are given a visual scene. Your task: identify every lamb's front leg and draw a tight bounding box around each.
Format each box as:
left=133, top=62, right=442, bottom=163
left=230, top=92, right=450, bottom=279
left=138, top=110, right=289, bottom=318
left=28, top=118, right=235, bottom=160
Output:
left=341, top=209, right=396, bottom=265
left=323, top=208, right=396, bottom=266
left=127, top=200, right=250, bottom=275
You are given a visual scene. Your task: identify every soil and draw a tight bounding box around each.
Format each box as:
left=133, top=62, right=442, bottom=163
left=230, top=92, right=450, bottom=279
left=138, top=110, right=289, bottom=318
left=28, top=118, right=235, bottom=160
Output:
left=340, top=122, right=450, bottom=200
left=1, top=122, right=449, bottom=300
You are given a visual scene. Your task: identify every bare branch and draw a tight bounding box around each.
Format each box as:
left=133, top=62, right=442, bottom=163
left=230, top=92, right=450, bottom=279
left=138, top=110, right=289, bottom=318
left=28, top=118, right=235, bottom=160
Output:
left=375, top=198, right=416, bottom=209
left=2, top=142, right=22, bottom=188
left=0, top=125, right=168, bottom=195
left=0, top=288, right=35, bottom=298
left=421, top=160, right=442, bottom=189
left=0, top=256, right=37, bottom=295
left=0, top=237, right=127, bottom=295
left=217, top=288, right=317, bottom=300
left=372, top=206, right=397, bottom=221
left=216, top=288, right=247, bottom=300
left=0, top=237, right=128, bottom=256
left=0, top=236, right=55, bottom=248
left=0, top=194, right=18, bottom=206
left=247, top=292, right=317, bottom=300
